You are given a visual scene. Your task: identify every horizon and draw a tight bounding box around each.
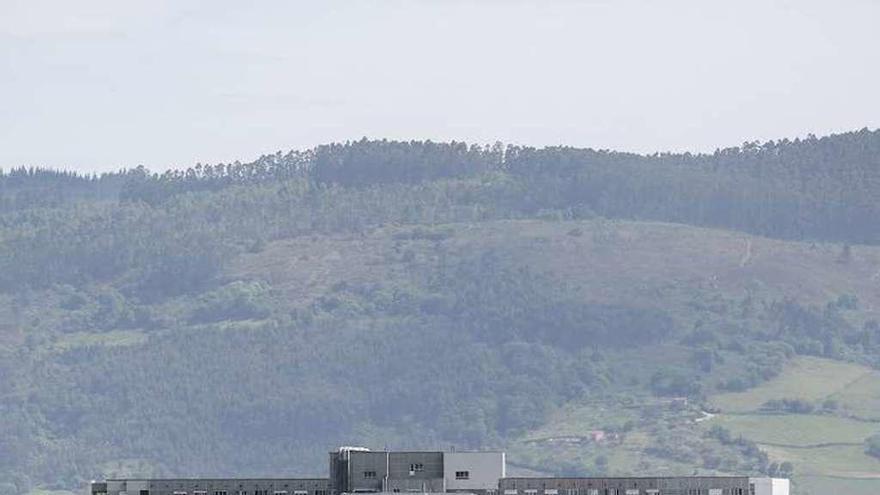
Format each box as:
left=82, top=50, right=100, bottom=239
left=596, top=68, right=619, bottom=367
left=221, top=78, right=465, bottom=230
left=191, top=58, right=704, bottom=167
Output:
left=2, top=127, right=875, bottom=176
left=3, top=0, right=879, bottom=173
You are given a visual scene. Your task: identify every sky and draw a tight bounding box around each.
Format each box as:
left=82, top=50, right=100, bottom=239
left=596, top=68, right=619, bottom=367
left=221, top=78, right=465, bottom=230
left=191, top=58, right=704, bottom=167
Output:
left=1, top=0, right=879, bottom=172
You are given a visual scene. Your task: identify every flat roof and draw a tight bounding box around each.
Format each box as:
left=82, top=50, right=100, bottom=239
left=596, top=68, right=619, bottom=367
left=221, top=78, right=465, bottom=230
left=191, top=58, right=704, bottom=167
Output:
left=104, top=478, right=329, bottom=482
left=500, top=476, right=748, bottom=480
left=331, top=450, right=505, bottom=454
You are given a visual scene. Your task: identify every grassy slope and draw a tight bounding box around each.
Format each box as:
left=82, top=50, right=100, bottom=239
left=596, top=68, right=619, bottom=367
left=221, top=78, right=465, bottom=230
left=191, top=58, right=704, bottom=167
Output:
left=227, top=218, right=880, bottom=321
left=708, top=414, right=875, bottom=446
left=829, top=371, right=880, bottom=421
left=42, top=217, right=876, bottom=352
left=510, top=392, right=712, bottom=477
left=710, top=357, right=870, bottom=413
left=706, top=356, right=880, bottom=492
left=511, top=355, right=880, bottom=493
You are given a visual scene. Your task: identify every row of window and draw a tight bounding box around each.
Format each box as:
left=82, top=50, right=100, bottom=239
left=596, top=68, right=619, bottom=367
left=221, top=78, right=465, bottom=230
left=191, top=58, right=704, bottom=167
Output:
left=361, top=471, right=469, bottom=480
left=502, top=489, right=747, bottom=495
left=166, top=491, right=324, bottom=495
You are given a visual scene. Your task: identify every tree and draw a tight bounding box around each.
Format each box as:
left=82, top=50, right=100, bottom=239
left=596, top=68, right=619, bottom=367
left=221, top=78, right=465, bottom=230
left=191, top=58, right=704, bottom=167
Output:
left=779, top=462, right=794, bottom=477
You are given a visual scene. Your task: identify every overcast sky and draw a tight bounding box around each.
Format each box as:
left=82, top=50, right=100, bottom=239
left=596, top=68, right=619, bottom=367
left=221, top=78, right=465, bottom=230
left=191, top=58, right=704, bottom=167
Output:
left=2, top=0, right=879, bottom=172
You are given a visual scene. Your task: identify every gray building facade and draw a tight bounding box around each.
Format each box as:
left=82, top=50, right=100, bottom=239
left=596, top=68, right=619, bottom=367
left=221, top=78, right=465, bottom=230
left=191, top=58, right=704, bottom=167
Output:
left=499, top=476, right=752, bottom=495
left=91, top=448, right=785, bottom=495
left=91, top=478, right=329, bottom=495
left=328, top=448, right=503, bottom=494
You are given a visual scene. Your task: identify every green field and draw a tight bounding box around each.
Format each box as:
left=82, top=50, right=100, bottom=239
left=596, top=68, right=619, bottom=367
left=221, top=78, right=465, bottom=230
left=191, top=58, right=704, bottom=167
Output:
left=705, top=414, right=878, bottom=446
left=829, top=371, right=880, bottom=421
left=710, top=356, right=871, bottom=413
left=760, top=443, right=880, bottom=477
left=704, top=356, right=880, bottom=493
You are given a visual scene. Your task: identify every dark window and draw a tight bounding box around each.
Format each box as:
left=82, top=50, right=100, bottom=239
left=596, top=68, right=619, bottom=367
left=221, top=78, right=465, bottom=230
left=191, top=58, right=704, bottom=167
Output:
left=140, top=491, right=150, bottom=495
left=455, top=471, right=470, bottom=480
left=364, top=471, right=377, bottom=479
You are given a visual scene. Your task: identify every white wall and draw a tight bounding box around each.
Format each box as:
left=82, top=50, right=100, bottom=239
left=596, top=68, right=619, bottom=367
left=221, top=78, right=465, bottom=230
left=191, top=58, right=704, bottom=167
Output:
left=749, top=478, right=790, bottom=495
left=444, top=452, right=506, bottom=491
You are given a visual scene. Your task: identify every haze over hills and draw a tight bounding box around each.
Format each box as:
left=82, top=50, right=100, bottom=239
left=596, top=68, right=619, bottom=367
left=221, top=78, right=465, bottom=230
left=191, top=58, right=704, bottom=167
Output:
left=2, top=130, right=880, bottom=495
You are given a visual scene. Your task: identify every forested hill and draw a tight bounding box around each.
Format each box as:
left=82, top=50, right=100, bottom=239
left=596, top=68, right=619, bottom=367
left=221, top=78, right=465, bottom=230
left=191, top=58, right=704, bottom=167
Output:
left=5, top=128, right=880, bottom=234
left=128, top=128, right=880, bottom=242
left=2, top=129, right=880, bottom=494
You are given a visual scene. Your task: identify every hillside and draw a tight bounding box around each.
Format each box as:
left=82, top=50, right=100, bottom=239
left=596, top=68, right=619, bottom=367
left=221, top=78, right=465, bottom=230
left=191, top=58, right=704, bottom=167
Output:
left=507, top=355, right=880, bottom=495
left=1, top=132, right=880, bottom=495
left=707, top=356, right=880, bottom=494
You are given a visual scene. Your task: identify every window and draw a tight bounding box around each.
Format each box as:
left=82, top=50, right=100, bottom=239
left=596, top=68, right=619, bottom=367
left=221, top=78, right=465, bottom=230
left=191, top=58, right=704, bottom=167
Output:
left=173, top=492, right=188, bottom=495
left=140, top=491, right=150, bottom=495
left=455, top=471, right=470, bottom=480
left=214, top=491, right=228, bottom=495
left=410, top=463, right=424, bottom=473
left=316, top=490, right=328, bottom=495
left=524, top=490, right=537, bottom=495
left=364, top=471, right=377, bottom=479
left=255, top=491, right=269, bottom=495
left=275, top=491, right=289, bottom=495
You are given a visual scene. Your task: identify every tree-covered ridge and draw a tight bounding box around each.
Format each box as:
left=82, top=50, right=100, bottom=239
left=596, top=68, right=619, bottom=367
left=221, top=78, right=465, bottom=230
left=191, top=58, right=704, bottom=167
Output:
left=0, top=167, right=128, bottom=212
left=8, top=128, right=879, bottom=243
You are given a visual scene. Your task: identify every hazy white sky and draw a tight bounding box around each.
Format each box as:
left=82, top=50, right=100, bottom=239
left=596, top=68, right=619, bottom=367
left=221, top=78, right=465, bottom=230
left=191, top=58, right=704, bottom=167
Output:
left=2, top=0, right=879, bottom=172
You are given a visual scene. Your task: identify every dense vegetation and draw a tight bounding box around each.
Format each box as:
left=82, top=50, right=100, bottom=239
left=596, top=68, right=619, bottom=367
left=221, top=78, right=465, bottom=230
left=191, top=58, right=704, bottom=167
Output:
left=1, top=129, right=880, bottom=494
